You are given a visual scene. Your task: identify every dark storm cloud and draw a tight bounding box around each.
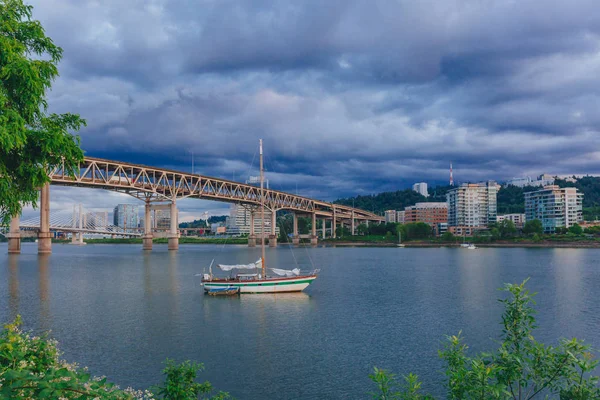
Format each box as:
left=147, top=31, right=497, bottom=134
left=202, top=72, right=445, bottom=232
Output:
left=28, top=0, right=600, bottom=216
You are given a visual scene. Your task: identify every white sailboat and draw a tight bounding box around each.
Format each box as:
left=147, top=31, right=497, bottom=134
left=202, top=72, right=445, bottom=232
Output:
left=201, top=139, right=319, bottom=294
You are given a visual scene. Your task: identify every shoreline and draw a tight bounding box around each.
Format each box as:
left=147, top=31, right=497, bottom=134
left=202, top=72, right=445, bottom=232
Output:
left=320, top=241, right=600, bottom=248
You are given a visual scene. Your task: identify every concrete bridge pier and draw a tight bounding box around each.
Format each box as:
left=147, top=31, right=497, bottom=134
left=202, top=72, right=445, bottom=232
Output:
left=268, top=209, right=277, bottom=247
left=248, top=211, right=256, bottom=247
left=310, top=213, right=318, bottom=246
left=292, top=213, right=300, bottom=245
left=321, top=219, right=326, bottom=239
left=143, top=200, right=153, bottom=250
left=332, top=208, right=337, bottom=239
left=168, top=200, right=179, bottom=251
left=7, top=215, right=21, bottom=254
left=351, top=210, right=355, bottom=236
left=38, top=183, right=52, bottom=254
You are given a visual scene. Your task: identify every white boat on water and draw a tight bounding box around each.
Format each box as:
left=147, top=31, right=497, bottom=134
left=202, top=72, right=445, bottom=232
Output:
left=201, top=139, right=319, bottom=294
left=467, top=244, right=477, bottom=250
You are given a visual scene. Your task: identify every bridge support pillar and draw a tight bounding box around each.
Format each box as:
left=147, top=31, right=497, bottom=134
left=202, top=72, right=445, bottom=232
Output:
left=351, top=210, right=355, bottom=236
left=248, top=211, right=256, bottom=247
left=269, top=209, right=277, bottom=247
left=7, top=215, right=21, bottom=254
left=292, top=213, right=299, bottom=245
left=311, top=213, right=317, bottom=246
left=143, top=200, right=153, bottom=251
left=332, top=208, right=337, bottom=239
left=168, top=200, right=179, bottom=251
left=38, top=183, right=52, bottom=255
left=322, top=219, right=326, bottom=239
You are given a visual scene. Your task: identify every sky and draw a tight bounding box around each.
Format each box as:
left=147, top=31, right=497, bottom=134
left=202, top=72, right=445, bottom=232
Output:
left=20, top=0, right=600, bottom=221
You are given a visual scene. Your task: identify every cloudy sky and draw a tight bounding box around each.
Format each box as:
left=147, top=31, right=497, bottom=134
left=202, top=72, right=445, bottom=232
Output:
left=21, top=0, right=600, bottom=220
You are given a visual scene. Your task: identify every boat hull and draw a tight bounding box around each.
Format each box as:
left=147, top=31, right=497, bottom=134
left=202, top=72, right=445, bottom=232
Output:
left=202, top=275, right=317, bottom=294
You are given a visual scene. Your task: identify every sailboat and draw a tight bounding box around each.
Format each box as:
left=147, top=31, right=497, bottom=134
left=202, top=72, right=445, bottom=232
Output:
left=201, top=139, right=319, bottom=294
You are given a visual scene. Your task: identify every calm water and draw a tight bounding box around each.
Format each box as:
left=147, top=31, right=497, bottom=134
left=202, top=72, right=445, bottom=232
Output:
left=1, top=243, right=600, bottom=399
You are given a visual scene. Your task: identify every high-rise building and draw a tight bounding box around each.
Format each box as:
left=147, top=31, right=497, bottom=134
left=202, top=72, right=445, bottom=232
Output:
left=384, top=210, right=397, bottom=223
left=226, top=204, right=279, bottom=236
left=412, top=182, right=428, bottom=197
left=113, top=204, right=139, bottom=230
left=154, top=209, right=172, bottom=230
left=524, top=185, right=583, bottom=233
left=447, top=182, right=498, bottom=227
left=396, top=210, right=405, bottom=224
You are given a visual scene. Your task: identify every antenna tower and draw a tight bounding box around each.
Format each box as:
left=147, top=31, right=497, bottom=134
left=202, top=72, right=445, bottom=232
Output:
left=450, top=163, right=454, bottom=186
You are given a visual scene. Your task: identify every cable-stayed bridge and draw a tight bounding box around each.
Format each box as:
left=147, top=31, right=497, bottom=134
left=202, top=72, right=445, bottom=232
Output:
left=18, top=205, right=140, bottom=237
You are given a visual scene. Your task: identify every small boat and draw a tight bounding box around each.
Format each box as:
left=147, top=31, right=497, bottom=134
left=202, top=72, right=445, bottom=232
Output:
left=201, top=139, right=319, bottom=294
left=207, top=287, right=240, bottom=296
left=460, top=243, right=470, bottom=248
left=467, top=244, right=477, bottom=250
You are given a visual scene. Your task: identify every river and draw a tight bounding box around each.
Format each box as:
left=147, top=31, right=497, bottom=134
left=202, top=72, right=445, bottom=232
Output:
left=1, top=243, right=599, bottom=399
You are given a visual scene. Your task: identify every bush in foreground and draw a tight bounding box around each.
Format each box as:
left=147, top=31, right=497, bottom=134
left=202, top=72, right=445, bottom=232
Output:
left=371, top=280, right=600, bottom=399
left=0, top=316, right=229, bottom=399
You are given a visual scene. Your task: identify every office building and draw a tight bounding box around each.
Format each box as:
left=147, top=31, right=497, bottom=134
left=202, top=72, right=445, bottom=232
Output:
left=412, top=182, right=428, bottom=197
left=226, top=204, right=279, bottom=236
left=404, top=202, right=447, bottom=225
left=497, top=213, right=526, bottom=228
left=154, top=209, right=173, bottom=230
left=113, top=204, right=139, bottom=230
left=447, top=181, right=498, bottom=227
left=524, top=185, right=583, bottom=233
left=396, top=211, right=405, bottom=224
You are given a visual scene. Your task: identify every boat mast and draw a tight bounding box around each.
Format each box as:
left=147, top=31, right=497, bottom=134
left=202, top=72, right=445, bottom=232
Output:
left=260, top=139, right=266, bottom=278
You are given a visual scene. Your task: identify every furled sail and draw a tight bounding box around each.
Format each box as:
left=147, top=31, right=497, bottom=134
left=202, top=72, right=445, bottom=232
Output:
left=218, top=259, right=262, bottom=271
left=271, top=268, right=300, bottom=277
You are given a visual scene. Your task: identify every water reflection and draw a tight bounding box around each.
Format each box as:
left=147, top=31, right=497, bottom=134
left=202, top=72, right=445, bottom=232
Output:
left=8, top=255, right=19, bottom=321
left=38, top=255, right=51, bottom=331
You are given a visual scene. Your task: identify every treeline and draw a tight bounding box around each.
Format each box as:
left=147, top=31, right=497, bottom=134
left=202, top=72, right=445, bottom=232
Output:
left=179, top=215, right=227, bottom=228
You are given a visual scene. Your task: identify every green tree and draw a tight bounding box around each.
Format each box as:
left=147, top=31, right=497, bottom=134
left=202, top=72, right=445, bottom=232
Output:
left=404, top=222, right=432, bottom=240
left=497, top=219, right=517, bottom=238
left=372, top=280, right=600, bottom=399
left=523, top=219, right=543, bottom=236
left=152, top=359, right=231, bottom=400
left=0, top=0, right=86, bottom=224
left=569, top=223, right=583, bottom=235
left=441, top=231, right=455, bottom=242
left=357, top=223, right=369, bottom=235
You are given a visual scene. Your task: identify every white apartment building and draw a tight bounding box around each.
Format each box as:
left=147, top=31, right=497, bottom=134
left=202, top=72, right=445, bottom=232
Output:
left=506, top=174, right=555, bottom=188
left=524, top=185, right=583, bottom=233
left=384, top=210, right=397, bottom=223
left=412, top=182, right=428, bottom=197
left=226, top=204, right=279, bottom=236
left=497, top=213, right=526, bottom=227
left=447, top=181, right=498, bottom=227
left=397, top=210, right=405, bottom=224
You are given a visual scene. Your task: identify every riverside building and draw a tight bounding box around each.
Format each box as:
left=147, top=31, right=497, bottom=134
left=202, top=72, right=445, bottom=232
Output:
left=497, top=213, right=526, bottom=228
left=524, top=185, right=583, bottom=233
left=226, top=204, right=279, bottom=237
left=447, top=182, right=498, bottom=227
left=404, top=202, right=447, bottom=234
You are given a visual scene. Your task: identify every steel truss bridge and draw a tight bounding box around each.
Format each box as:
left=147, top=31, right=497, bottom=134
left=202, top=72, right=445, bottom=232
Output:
left=49, top=157, right=383, bottom=222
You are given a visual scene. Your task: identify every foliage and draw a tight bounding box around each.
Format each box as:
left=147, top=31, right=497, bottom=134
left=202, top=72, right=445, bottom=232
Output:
left=523, top=219, right=543, bottom=235
left=151, top=359, right=230, bottom=400
left=0, top=317, right=230, bottom=399
left=440, top=231, right=455, bottom=242
left=569, top=223, right=583, bottom=235
left=497, top=219, right=517, bottom=238
left=357, top=223, right=369, bottom=235
left=0, top=316, right=142, bottom=399
left=369, top=368, right=433, bottom=400
left=335, top=190, right=427, bottom=215
left=403, top=223, right=432, bottom=240
left=179, top=216, right=227, bottom=229
left=0, top=0, right=86, bottom=224
left=372, top=280, right=600, bottom=399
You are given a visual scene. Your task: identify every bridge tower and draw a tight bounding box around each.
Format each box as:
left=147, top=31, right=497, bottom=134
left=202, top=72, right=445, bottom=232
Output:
left=143, top=199, right=153, bottom=250
left=7, top=215, right=21, bottom=254
left=168, top=200, right=179, bottom=251
left=311, top=212, right=318, bottom=246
